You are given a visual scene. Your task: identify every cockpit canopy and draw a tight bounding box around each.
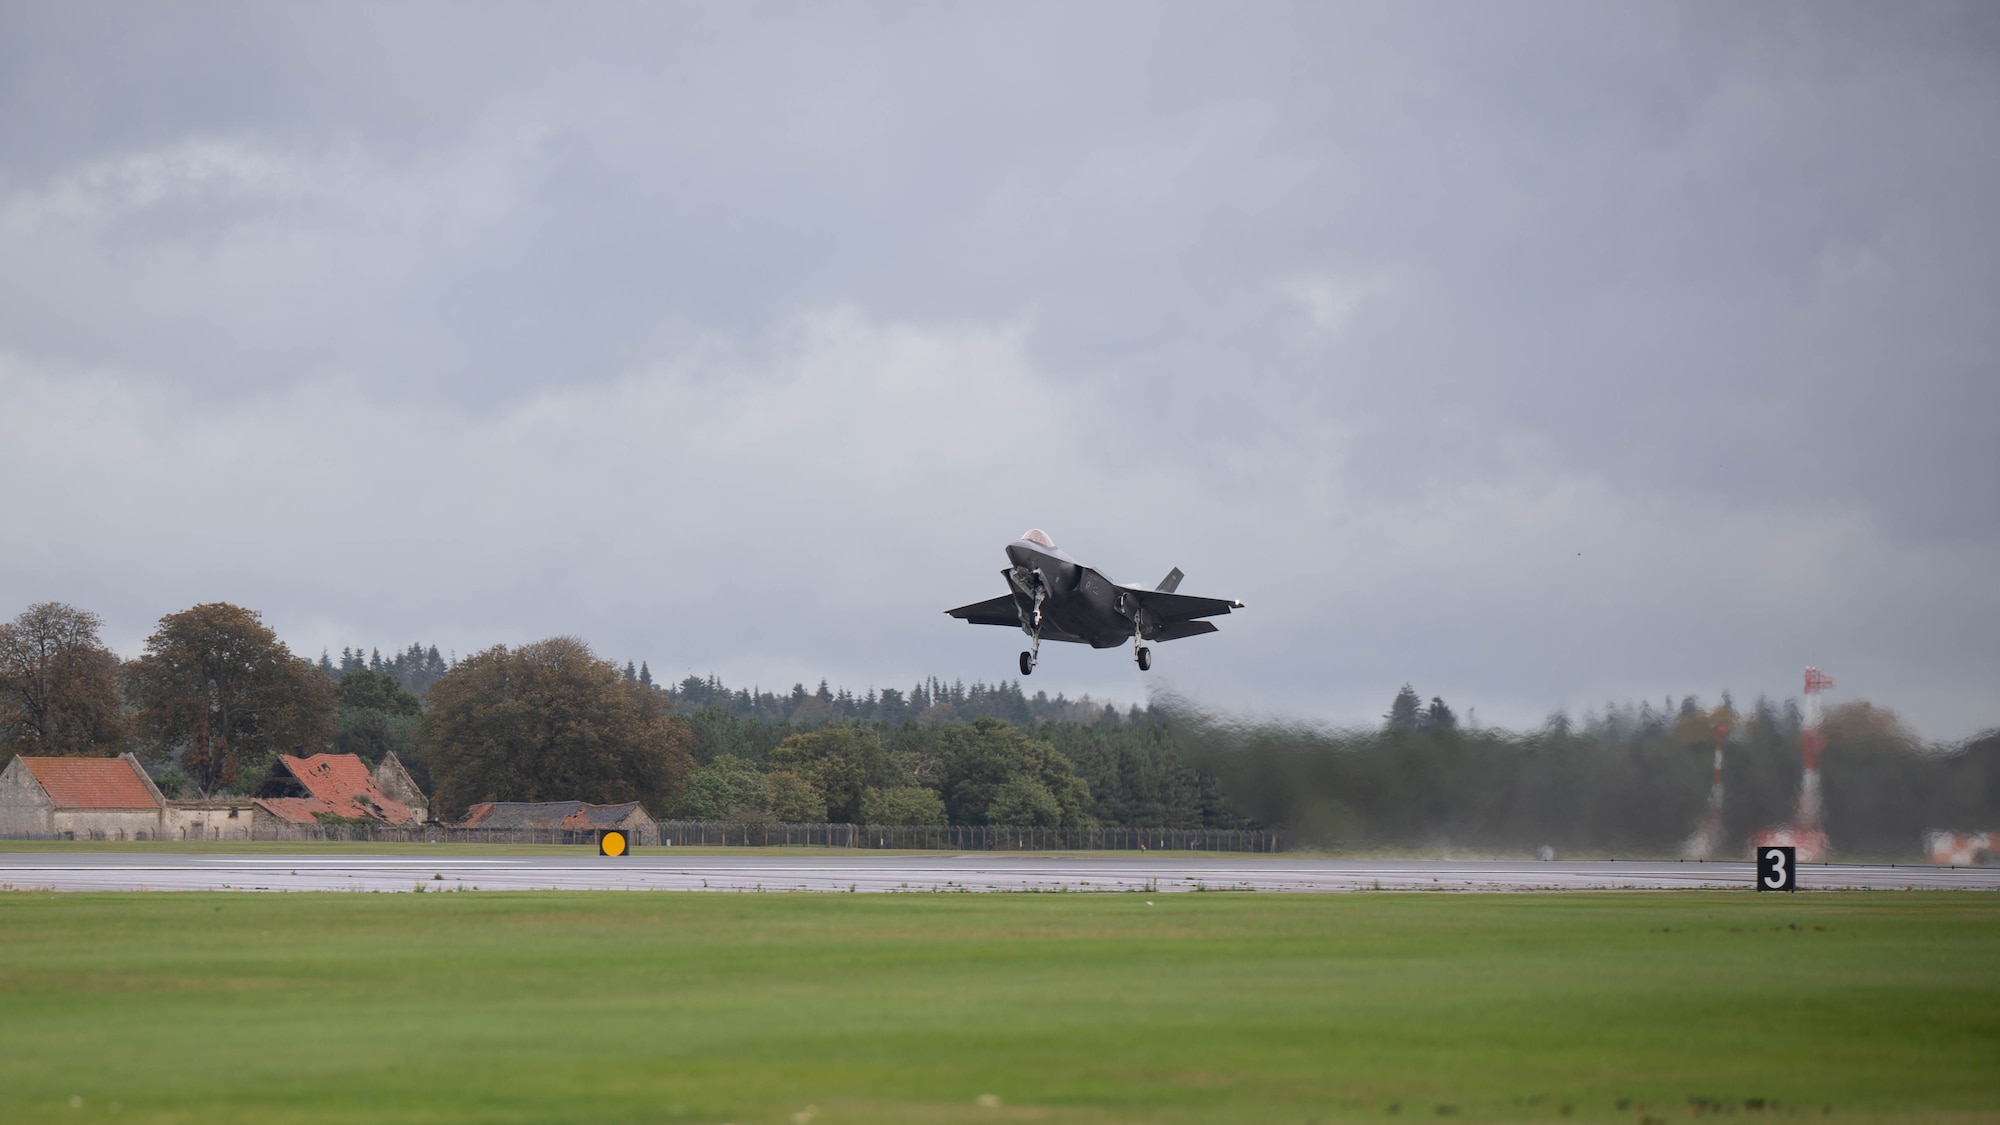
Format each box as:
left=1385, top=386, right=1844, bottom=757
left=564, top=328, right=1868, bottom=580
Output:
left=1021, top=528, right=1057, bottom=550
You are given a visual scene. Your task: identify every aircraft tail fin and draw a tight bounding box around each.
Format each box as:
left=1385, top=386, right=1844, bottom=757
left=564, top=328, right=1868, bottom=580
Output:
left=1155, top=567, right=1184, bottom=593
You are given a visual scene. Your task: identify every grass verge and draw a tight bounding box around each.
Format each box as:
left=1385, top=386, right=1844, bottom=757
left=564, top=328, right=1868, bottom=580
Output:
left=1, top=891, right=1995, bottom=1124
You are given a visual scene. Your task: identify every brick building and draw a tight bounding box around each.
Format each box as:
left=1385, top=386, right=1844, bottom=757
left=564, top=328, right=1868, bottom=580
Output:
left=0, top=754, right=167, bottom=839
left=252, top=753, right=423, bottom=828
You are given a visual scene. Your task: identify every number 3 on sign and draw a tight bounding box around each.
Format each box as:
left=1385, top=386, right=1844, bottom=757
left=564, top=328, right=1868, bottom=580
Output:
left=1757, top=846, right=1797, bottom=892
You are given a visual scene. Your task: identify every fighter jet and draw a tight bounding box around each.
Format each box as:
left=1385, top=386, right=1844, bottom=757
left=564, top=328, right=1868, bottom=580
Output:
left=946, top=529, right=1244, bottom=675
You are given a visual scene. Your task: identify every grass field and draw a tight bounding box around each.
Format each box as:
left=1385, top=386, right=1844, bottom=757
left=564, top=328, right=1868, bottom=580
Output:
left=1, top=891, right=1995, bottom=1124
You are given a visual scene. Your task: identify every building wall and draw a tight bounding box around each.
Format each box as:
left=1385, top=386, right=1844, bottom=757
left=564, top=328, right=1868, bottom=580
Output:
left=372, top=755, right=429, bottom=824
left=0, top=757, right=56, bottom=836
left=164, top=803, right=258, bottom=841
left=48, top=808, right=165, bottom=840
left=615, top=809, right=660, bottom=846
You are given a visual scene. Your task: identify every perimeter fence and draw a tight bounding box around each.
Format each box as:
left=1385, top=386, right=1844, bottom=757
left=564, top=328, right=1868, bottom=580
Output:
left=6, top=821, right=1281, bottom=851
left=656, top=822, right=1281, bottom=852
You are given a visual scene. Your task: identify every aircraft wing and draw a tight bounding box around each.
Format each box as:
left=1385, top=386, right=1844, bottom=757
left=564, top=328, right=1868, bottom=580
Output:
left=945, top=588, right=1090, bottom=643
left=945, top=594, right=1023, bottom=627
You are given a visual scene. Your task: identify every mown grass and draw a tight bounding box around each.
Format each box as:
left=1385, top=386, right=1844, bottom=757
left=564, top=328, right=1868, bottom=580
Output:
left=1, top=891, right=1995, bottom=1124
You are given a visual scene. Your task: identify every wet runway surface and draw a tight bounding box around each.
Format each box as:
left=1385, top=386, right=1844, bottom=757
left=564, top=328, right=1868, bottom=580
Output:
left=3, top=853, right=1996, bottom=893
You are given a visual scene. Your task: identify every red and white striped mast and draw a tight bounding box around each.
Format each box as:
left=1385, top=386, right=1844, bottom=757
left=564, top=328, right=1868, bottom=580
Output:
left=1796, top=666, right=1834, bottom=837
left=1753, top=666, right=1834, bottom=861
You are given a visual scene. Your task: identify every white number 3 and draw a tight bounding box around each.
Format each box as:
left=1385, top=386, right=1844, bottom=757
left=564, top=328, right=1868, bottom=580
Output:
left=1763, top=848, right=1788, bottom=888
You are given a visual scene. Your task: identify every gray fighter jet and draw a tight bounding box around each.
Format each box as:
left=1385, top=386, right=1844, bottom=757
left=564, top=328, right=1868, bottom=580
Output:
left=946, top=529, right=1244, bottom=675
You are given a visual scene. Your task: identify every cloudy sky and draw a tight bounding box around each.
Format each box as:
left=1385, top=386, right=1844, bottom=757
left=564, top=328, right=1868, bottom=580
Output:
left=2, top=2, right=1995, bottom=736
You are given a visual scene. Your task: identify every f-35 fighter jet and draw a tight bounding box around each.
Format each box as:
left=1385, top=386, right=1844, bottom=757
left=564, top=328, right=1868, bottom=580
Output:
left=946, top=529, right=1244, bottom=676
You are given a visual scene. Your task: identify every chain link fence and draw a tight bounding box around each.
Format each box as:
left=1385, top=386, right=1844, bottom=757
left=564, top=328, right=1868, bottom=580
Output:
left=5, top=822, right=1281, bottom=851
left=655, top=822, right=1280, bottom=851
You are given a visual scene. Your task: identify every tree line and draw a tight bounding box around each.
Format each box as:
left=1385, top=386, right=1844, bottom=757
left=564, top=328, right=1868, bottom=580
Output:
left=0, top=601, right=1214, bottom=831
left=664, top=672, right=1149, bottom=728
left=2, top=600, right=1993, bottom=853
left=1174, top=684, right=2000, bottom=857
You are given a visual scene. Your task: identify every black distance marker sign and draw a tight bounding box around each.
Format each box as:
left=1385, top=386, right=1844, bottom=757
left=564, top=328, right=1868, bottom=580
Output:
left=598, top=829, right=631, bottom=857
left=1756, top=845, right=1796, bottom=892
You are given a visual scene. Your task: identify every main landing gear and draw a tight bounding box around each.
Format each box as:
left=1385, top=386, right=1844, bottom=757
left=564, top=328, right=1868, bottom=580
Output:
left=1020, top=650, right=1035, bottom=676
left=1135, top=645, right=1152, bottom=672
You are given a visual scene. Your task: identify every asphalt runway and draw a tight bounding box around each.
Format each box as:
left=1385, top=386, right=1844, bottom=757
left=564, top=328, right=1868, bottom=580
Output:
left=2, top=852, right=1996, bottom=893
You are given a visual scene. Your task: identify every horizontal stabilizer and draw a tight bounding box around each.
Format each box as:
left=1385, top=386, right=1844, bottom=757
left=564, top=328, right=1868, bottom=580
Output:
left=1153, top=620, right=1218, bottom=642
left=1156, top=567, right=1184, bottom=593
left=1125, top=587, right=1238, bottom=622
left=945, top=594, right=1022, bottom=627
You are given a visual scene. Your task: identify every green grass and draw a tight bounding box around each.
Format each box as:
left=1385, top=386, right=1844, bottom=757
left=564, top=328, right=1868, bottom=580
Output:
left=1, top=892, right=1995, bottom=1124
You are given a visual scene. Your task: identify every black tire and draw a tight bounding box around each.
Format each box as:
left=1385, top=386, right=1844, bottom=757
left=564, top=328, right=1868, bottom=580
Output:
left=1020, top=651, right=1034, bottom=676
left=1136, top=647, right=1152, bottom=671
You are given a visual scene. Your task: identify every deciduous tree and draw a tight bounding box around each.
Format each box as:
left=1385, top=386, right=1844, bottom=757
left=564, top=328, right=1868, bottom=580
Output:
left=0, top=602, right=129, bottom=757
left=860, top=784, right=946, bottom=826
left=420, top=637, right=694, bottom=820
left=930, top=717, right=1093, bottom=826
left=765, top=769, right=828, bottom=822
left=678, top=753, right=774, bottom=821
left=124, top=603, right=335, bottom=793
left=767, top=724, right=905, bottom=823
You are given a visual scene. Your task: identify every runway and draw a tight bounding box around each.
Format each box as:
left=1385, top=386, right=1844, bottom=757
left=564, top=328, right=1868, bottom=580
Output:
left=2, top=852, right=1996, bottom=893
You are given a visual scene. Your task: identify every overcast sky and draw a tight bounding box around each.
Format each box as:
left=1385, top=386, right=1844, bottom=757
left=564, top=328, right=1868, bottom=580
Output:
left=2, top=2, right=1995, bottom=736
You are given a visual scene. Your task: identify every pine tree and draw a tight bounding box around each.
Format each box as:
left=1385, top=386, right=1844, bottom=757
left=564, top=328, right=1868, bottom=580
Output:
left=1422, top=696, right=1457, bottom=731
left=639, top=662, right=654, bottom=689
left=1386, top=684, right=1423, bottom=731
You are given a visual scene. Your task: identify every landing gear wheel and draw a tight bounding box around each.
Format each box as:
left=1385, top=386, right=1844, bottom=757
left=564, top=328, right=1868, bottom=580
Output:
left=1020, top=651, right=1035, bottom=676
left=1136, top=646, right=1152, bottom=671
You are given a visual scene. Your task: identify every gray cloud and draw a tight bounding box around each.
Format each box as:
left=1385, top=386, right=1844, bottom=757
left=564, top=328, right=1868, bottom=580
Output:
left=2, top=2, right=1996, bottom=735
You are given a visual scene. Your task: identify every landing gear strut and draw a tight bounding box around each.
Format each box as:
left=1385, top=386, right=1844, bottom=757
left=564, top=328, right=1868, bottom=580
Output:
left=1021, top=588, right=1046, bottom=676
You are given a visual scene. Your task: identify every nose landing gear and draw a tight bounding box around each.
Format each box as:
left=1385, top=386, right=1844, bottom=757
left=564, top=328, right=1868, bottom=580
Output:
left=1020, top=588, right=1047, bottom=676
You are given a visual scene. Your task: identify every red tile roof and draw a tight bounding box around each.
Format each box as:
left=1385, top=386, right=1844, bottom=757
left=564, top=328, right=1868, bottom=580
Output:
left=254, top=796, right=328, bottom=826
left=458, top=801, right=653, bottom=831
left=21, top=756, right=161, bottom=809
left=262, top=754, right=417, bottom=826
